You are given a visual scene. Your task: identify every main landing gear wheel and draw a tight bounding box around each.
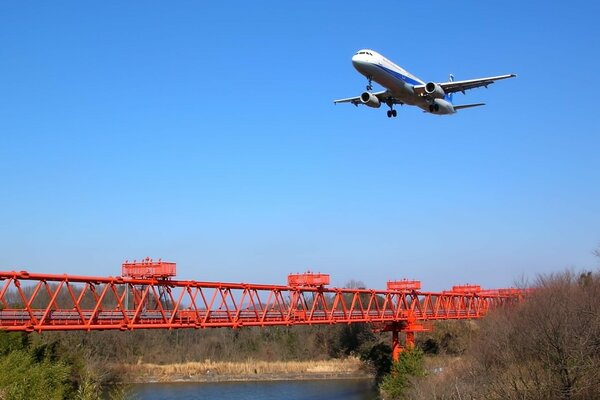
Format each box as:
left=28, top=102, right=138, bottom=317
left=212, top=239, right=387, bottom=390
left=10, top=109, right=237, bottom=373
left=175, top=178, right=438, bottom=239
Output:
left=385, top=98, right=397, bottom=118
left=428, top=104, right=440, bottom=113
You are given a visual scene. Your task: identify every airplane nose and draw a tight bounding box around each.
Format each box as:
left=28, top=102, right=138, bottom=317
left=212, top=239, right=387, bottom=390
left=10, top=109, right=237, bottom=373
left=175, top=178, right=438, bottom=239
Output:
left=352, top=54, right=365, bottom=68
left=352, top=54, right=369, bottom=73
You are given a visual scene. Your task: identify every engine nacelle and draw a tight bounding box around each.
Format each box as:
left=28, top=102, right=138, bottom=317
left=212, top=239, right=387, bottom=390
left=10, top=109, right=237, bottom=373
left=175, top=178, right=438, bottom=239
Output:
left=360, top=92, right=381, bottom=108
left=424, top=82, right=445, bottom=99
left=428, top=98, right=455, bottom=115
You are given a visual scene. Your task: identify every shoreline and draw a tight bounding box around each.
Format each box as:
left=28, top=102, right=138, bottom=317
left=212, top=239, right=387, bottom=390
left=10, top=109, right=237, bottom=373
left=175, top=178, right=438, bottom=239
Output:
left=127, top=372, right=373, bottom=384
left=116, top=358, right=373, bottom=384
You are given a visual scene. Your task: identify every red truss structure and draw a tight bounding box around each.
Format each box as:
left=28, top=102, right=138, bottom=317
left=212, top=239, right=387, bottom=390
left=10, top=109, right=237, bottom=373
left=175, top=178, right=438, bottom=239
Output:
left=0, top=270, right=527, bottom=361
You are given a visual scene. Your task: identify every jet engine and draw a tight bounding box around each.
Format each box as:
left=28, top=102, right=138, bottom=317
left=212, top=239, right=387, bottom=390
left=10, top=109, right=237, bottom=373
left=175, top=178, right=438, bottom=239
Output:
left=424, top=82, right=445, bottom=99
left=360, top=92, right=381, bottom=108
left=428, top=98, right=455, bottom=115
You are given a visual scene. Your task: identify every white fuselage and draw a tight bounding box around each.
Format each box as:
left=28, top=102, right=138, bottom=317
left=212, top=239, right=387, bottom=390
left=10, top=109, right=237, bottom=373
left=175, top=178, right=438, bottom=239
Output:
left=352, top=50, right=439, bottom=112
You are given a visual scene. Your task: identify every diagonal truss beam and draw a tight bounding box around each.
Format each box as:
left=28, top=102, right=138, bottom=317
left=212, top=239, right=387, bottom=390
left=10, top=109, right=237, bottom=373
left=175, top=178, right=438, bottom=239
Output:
left=0, top=271, right=525, bottom=332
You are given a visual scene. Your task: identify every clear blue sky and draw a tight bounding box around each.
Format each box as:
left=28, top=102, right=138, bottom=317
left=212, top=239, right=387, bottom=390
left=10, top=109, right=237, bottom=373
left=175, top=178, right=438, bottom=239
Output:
left=1, top=1, right=599, bottom=290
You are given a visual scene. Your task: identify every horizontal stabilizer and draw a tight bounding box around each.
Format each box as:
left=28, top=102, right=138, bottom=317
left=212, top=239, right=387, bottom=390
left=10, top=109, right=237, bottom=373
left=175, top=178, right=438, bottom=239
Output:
left=454, top=103, right=485, bottom=110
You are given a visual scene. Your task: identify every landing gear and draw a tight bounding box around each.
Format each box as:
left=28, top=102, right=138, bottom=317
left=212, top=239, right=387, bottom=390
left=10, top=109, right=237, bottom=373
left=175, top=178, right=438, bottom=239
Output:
left=428, top=104, right=440, bottom=113
left=366, top=76, right=373, bottom=91
left=386, top=98, right=397, bottom=118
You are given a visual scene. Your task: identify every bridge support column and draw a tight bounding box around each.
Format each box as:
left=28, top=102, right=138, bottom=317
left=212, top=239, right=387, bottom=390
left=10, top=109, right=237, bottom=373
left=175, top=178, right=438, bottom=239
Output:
left=405, top=330, right=415, bottom=349
left=391, top=329, right=401, bottom=362
left=383, top=318, right=426, bottom=362
left=384, top=322, right=408, bottom=362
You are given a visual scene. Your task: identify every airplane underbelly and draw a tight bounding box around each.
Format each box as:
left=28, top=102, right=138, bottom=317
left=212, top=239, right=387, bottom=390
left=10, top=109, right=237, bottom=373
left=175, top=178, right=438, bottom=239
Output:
left=355, top=63, right=419, bottom=105
left=372, top=66, right=405, bottom=92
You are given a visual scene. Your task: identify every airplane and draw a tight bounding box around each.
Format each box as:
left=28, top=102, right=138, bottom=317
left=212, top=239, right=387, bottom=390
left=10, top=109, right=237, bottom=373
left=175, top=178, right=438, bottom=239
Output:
left=334, top=49, right=516, bottom=117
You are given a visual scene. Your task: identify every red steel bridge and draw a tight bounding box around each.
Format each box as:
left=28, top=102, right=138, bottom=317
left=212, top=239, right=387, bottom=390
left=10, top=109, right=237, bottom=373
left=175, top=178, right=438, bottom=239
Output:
left=0, top=259, right=526, bottom=361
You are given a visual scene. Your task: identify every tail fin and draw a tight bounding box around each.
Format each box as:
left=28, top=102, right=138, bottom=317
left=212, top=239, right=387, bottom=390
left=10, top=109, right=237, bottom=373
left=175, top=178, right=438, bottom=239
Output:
left=445, top=74, right=455, bottom=103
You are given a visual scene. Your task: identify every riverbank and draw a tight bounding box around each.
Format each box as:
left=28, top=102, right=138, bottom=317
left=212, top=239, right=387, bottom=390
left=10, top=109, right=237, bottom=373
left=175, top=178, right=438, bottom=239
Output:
left=117, top=357, right=372, bottom=383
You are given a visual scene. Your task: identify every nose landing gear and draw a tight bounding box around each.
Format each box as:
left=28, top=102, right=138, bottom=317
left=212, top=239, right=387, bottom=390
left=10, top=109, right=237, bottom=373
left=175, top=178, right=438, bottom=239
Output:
left=366, top=76, right=373, bottom=91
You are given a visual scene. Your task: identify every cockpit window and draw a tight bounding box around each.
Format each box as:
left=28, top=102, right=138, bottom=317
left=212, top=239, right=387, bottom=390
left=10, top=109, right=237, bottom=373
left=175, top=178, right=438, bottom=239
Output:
left=357, top=51, right=373, bottom=56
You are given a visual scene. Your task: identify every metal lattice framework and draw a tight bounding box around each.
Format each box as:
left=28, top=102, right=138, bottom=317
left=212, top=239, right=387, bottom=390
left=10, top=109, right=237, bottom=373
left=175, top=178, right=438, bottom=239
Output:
left=0, top=271, right=524, bottom=333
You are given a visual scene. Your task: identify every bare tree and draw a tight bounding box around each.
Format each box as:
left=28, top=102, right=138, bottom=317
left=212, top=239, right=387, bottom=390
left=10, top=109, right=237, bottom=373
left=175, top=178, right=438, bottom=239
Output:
left=410, top=269, right=600, bottom=400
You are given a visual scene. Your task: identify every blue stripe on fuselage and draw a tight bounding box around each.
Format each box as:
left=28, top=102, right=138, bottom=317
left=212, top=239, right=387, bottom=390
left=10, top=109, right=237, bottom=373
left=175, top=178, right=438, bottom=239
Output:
left=373, top=64, right=423, bottom=86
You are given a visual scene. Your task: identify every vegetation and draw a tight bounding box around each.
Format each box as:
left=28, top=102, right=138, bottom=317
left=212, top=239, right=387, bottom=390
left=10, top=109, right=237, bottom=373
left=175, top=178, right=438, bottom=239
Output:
left=416, top=320, right=478, bottom=356
left=360, top=342, right=393, bottom=381
left=379, top=348, right=426, bottom=399
left=0, top=331, right=76, bottom=399
left=0, top=331, right=128, bottom=400
left=42, top=323, right=382, bottom=365
left=399, top=269, right=600, bottom=400
left=120, top=357, right=365, bottom=382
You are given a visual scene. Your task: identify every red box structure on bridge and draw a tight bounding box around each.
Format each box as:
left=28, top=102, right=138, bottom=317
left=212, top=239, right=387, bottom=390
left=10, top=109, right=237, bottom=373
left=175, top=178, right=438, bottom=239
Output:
left=387, top=279, right=421, bottom=291
left=288, top=272, right=330, bottom=287
left=478, top=289, right=500, bottom=296
left=449, top=284, right=481, bottom=294
left=122, top=258, right=176, bottom=279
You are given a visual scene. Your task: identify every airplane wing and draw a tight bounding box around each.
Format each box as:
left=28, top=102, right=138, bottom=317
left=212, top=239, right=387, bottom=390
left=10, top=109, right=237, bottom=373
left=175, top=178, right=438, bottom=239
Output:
left=333, top=90, right=389, bottom=106
left=414, top=74, right=516, bottom=95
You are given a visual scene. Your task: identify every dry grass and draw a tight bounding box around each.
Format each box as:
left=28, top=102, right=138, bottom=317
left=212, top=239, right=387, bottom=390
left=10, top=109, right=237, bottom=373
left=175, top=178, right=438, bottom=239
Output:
left=119, top=357, right=366, bottom=382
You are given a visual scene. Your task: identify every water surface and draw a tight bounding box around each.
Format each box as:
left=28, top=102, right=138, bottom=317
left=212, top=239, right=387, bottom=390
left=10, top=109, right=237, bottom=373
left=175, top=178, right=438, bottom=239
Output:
left=132, top=379, right=379, bottom=400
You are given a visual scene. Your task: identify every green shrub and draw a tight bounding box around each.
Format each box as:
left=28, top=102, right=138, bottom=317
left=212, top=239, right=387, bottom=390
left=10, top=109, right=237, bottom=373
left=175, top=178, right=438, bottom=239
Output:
left=379, top=348, right=426, bottom=400
left=0, top=349, right=72, bottom=400
left=0, top=331, right=128, bottom=399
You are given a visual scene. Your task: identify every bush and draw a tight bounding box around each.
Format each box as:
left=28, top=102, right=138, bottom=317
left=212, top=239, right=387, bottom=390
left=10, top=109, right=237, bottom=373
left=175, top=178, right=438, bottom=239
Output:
left=416, top=320, right=477, bottom=355
left=379, top=348, right=426, bottom=399
left=359, top=342, right=392, bottom=382
left=0, top=331, right=131, bottom=399
left=0, top=348, right=71, bottom=399
left=410, top=269, right=600, bottom=400
left=470, top=270, right=600, bottom=399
